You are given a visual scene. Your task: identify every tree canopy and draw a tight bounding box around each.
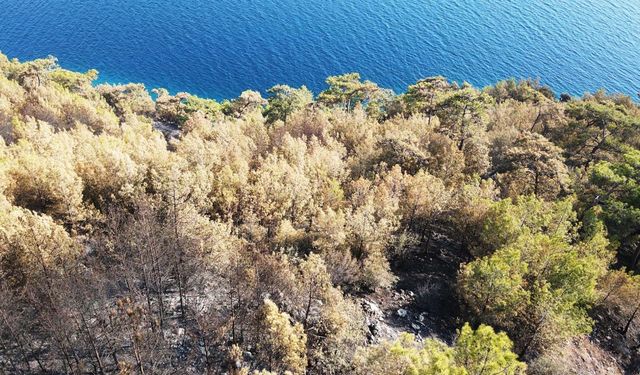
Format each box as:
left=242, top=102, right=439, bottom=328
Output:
left=1, top=53, right=640, bottom=374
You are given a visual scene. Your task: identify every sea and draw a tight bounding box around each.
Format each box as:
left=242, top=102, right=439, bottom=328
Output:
left=1, top=0, right=638, bottom=100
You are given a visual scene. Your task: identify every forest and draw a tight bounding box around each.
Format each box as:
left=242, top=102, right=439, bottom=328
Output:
left=0, top=54, right=639, bottom=374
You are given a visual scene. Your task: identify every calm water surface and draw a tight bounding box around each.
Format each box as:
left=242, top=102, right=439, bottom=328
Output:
left=1, top=0, right=639, bottom=99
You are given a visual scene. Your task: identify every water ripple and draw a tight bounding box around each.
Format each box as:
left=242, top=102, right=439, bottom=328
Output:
left=0, top=0, right=638, bottom=99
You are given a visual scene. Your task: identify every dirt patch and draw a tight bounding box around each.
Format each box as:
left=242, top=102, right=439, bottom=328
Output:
left=590, top=305, right=640, bottom=374
left=529, top=336, right=625, bottom=375
left=361, top=230, right=471, bottom=344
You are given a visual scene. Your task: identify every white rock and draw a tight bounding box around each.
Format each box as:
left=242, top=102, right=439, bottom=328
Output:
left=397, top=308, right=408, bottom=318
left=363, top=299, right=383, bottom=316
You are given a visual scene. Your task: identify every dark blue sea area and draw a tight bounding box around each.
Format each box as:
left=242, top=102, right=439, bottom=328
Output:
left=1, top=0, right=639, bottom=100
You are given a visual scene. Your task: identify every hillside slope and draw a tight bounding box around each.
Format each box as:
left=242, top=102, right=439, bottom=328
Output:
left=1, top=54, right=639, bottom=374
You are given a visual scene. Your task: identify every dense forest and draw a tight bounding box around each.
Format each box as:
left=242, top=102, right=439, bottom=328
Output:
left=0, top=53, right=639, bottom=374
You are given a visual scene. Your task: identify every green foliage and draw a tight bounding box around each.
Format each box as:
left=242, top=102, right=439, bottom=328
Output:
left=454, top=323, right=527, bottom=375
left=4, top=119, right=84, bottom=220
left=354, top=324, right=525, bottom=375
left=257, top=299, right=307, bottom=374
left=264, top=84, right=313, bottom=123
left=0, top=202, right=80, bottom=288
left=459, top=203, right=612, bottom=354
left=355, top=333, right=464, bottom=375
left=182, top=94, right=222, bottom=120
left=223, top=89, right=267, bottom=118
left=153, top=88, right=223, bottom=124
left=317, top=73, right=380, bottom=111
left=458, top=246, right=529, bottom=321
left=485, top=78, right=554, bottom=104
left=434, top=85, right=493, bottom=151
left=555, top=96, right=640, bottom=167
left=5, top=55, right=59, bottom=90
left=403, top=76, right=453, bottom=119
left=583, top=150, right=640, bottom=265
left=50, top=68, right=98, bottom=93
left=490, top=132, right=570, bottom=200
left=478, top=195, right=576, bottom=254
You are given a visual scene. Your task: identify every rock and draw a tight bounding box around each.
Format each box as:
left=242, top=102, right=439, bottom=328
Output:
left=397, top=308, right=408, bottom=318
left=153, top=121, right=181, bottom=139
left=411, top=323, right=421, bottom=331
left=369, top=322, right=379, bottom=336
left=362, top=299, right=383, bottom=317
left=419, top=313, right=426, bottom=322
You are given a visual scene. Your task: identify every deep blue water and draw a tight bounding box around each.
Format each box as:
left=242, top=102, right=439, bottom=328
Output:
left=1, top=0, right=639, bottom=100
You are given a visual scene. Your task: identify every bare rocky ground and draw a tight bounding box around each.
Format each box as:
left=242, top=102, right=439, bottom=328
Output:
left=557, top=336, right=625, bottom=375
left=361, top=230, right=469, bottom=345
left=359, top=229, right=634, bottom=374
left=589, top=305, right=640, bottom=374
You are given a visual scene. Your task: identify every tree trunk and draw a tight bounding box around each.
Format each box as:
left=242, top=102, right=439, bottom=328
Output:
left=622, top=301, right=640, bottom=336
